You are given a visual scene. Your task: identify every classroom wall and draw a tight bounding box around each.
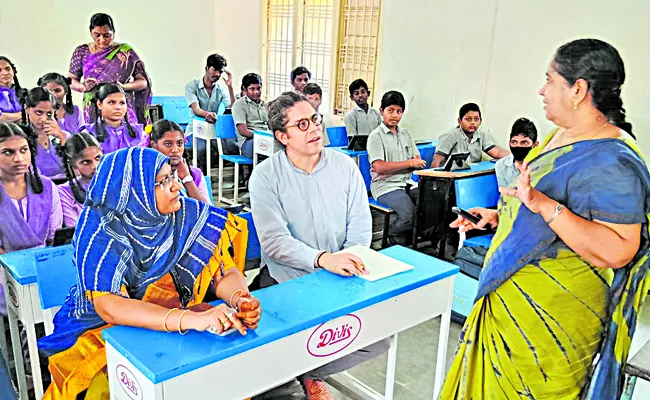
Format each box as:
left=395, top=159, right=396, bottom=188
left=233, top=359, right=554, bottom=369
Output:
left=374, top=0, right=650, bottom=155
left=0, top=0, right=262, bottom=101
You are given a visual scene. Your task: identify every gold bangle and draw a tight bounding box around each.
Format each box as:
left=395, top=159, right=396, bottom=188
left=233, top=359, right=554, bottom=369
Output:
left=229, top=289, right=243, bottom=309
left=178, top=310, right=190, bottom=335
left=163, top=308, right=178, bottom=332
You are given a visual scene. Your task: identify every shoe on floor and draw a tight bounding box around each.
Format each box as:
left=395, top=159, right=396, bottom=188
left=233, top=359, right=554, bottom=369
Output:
left=302, top=379, right=333, bottom=400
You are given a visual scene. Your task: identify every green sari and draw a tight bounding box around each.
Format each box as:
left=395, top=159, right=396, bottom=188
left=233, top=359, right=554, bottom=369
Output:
left=441, top=131, right=650, bottom=399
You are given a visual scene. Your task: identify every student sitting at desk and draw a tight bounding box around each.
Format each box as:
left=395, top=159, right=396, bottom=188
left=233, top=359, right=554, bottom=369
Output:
left=290, top=66, right=311, bottom=94
left=149, top=119, right=211, bottom=204
left=495, top=117, right=538, bottom=187
left=0, top=123, right=62, bottom=313
left=432, top=102, right=509, bottom=167
left=58, top=133, right=103, bottom=227
left=368, top=91, right=425, bottom=246
left=38, top=147, right=261, bottom=399
left=344, top=79, right=382, bottom=138
left=249, top=91, right=387, bottom=400
left=304, top=82, right=331, bottom=146
left=185, top=54, right=238, bottom=170
left=232, top=73, right=268, bottom=160
left=84, top=83, right=145, bottom=154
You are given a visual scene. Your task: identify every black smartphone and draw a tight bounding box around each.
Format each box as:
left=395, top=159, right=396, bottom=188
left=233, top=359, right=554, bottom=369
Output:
left=451, top=207, right=482, bottom=225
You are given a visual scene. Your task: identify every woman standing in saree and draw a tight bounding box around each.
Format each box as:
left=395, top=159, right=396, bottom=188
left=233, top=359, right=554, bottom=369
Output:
left=441, top=39, right=650, bottom=399
left=38, top=147, right=262, bottom=399
left=68, top=13, right=151, bottom=124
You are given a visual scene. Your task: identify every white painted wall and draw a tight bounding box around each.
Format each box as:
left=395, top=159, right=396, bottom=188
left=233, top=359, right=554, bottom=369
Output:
left=0, top=0, right=262, bottom=101
left=374, top=0, right=650, bottom=155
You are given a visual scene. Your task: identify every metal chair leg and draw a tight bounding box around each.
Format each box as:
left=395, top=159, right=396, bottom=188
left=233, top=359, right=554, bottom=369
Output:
left=382, top=212, right=391, bottom=248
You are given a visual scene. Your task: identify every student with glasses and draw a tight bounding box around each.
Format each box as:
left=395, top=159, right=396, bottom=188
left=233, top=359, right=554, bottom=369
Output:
left=249, top=91, right=388, bottom=400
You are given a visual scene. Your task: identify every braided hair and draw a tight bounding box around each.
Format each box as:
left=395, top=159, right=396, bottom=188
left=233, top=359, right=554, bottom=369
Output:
left=553, top=39, right=634, bottom=138
left=38, top=73, right=75, bottom=115
left=56, top=133, right=101, bottom=204
left=0, top=122, right=43, bottom=195
left=91, top=83, right=137, bottom=143
left=0, top=56, right=22, bottom=93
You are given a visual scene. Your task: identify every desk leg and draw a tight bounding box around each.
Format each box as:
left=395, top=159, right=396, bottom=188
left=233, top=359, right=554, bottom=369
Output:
left=621, top=375, right=637, bottom=400
left=7, top=309, right=27, bottom=399
left=0, top=316, right=8, bottom=368
left=253, top=152, right=258, bottom=167
left=384, top=333, right=399, bottom=400
left=438, top=180, right=453, bottom=260
left=433, top=276, right=454, bottom=399
left=192, top=135, right=198, bottom=168
left=412, top=178, right=423, bottom=250
left=23, top=294, right=43, bottom=398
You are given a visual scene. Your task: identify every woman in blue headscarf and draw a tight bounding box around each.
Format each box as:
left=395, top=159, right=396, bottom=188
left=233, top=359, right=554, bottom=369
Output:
left=38, top=147, right=262, bottom=400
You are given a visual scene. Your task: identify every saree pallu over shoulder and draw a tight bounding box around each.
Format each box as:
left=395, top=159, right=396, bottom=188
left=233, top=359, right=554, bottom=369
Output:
left=441, top=135, right=650, bottom=399
left=79, top=43, right=152, bottom=124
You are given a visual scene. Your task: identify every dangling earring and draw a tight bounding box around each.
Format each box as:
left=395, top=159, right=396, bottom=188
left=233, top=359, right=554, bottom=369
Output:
left=573, top=101, right=579, bottom=110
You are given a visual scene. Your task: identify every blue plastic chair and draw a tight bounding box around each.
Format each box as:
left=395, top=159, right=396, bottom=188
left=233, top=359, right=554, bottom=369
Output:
left=358, top=152, right=372, bottom=193
left=411, top=143, right=436, bottom=183
left=238, top=212, right=261, bottom=260
left=454, top=174, right=499, bottom=210
left=215, top=115, right=253, bottom=204
left=325, top=126, right=348, bottom=147
left=150, top=96, right=190, bottom=127
left=33, top=245, right=76, bottom=335
left=455, top=174, right=499, bottom=248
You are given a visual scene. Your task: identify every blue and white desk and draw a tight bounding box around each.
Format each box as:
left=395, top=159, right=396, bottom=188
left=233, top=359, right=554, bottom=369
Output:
left=104, top=246, right=458, bottom=400
left=253, top=130, right=282, bottom=166
left=0, top=248, right=46, bottom=399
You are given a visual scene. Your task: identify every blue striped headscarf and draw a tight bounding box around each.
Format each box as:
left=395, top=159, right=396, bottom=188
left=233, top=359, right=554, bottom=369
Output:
left=39, top=147, right=229, bottom=355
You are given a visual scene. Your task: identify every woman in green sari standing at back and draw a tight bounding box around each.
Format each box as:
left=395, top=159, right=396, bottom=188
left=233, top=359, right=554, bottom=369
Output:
left=441, top=39, right=650, bottom=399
left=68, top=13, right=152, bottom=124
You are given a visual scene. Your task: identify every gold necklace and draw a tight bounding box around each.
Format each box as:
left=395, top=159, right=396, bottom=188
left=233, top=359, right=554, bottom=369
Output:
left=545, top=122, right=609, bottom=151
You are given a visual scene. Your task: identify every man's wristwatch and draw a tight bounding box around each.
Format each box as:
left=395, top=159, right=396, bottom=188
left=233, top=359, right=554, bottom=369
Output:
left=180, top=175, right=193, bottom=185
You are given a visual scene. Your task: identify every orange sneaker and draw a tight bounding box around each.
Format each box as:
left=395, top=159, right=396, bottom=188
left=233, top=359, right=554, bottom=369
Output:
left=302, top=379, right=334, bottom=400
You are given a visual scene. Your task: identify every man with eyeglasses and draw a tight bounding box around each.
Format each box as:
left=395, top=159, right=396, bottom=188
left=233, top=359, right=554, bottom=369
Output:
left=248, top=91, right=388, bottom=400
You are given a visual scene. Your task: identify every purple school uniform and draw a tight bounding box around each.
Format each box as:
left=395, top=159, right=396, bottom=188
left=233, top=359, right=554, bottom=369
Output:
left=35, top=133, right=70, bottom=179
left=85, top=122, right=144, bottom=154
left=0, top=175, right=55, bottom=314
left=58, top=105, right=85, bottom=134
left=0, top=87, right=21, bottom=114
left=58, top=180, right=88, bottom=227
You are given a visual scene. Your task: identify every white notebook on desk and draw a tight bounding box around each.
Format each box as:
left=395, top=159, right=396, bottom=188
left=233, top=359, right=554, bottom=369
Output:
left=336, top=245, right=414, bottom=282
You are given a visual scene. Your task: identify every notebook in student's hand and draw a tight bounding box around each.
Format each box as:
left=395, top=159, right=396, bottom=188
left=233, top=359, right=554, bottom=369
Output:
left=335, top=244, right=414, bottom=282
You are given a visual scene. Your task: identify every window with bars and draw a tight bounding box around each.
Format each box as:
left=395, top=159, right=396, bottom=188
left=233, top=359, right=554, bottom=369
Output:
left=333, top=0, right=381, bottom=114
left=263, top=0, right=381, bottom=114
left=263, top=0, right=335, bottom=109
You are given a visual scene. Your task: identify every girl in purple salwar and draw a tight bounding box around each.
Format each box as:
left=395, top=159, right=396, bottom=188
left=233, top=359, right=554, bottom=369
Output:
left=39, top=73, right=84, bottom=134
left=0, top=57, right=23, bottom=123
left=68, top=13, right=151, bottom=124
left=83, top=83, right=144, bottom=154
left=0, top=123, right=62, bottom=314
left=22, top=88, right=70, bottom=180
left=58, top=133, right=103, bottom=227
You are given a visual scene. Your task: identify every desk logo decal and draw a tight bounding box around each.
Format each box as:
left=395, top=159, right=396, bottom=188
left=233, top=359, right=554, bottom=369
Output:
left=6, top=282, right=18, bottom=309
left=195, top=124, right=205, bottom=135
left=258, top=139, right=270, bottom=151
left=117, top=365, right=142, bottom=400
left=307, top=314, right=362, bottom=357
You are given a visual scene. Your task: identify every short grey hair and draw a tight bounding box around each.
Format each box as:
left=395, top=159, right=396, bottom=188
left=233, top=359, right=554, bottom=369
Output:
left=267, top=91, right=309, bottom=133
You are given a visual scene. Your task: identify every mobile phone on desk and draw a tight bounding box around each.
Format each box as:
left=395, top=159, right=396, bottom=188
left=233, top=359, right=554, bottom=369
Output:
left=451, top=207, right=482, bottom=225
